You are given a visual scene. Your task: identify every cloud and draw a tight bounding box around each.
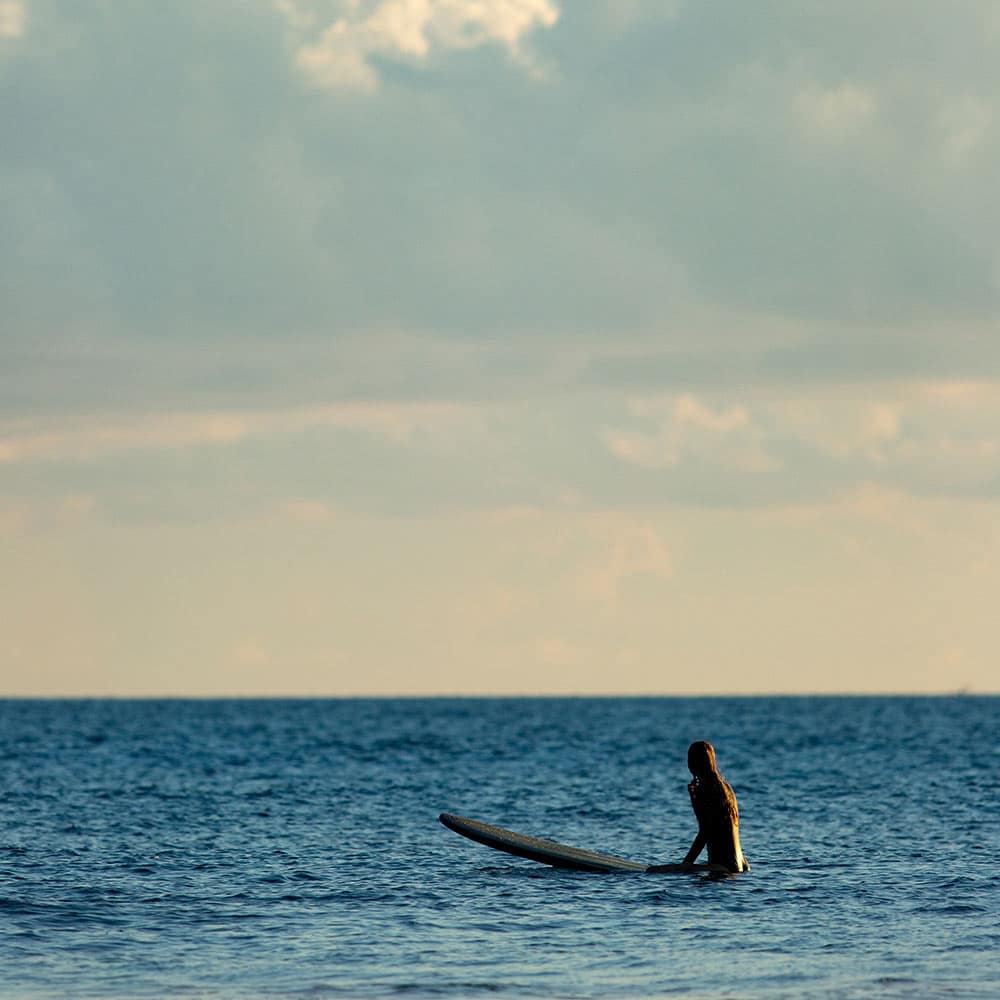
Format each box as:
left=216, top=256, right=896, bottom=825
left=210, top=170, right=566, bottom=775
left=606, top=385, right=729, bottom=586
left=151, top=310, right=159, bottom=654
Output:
left=233, top=640, right=271, bottom=666
left=863, top=402, right=902, bottom=451
left=4, top=2, right=1000, bottom=699
left=598, top=0, right=680, bottom=33
left=536, top=636, right=581, bottom=666
left=283, top=0, right=560, bottom=91
left=577, top=518, right=673, bottom=605
left=597, top=381, right=1000, bottom=507
left=0, top=402, right=464, bottom=464
left=794, top=83, right=877, bottom=140
left=0, top=493, right=98, bottom=537
left=283, top=499, right=338, bottom=523
left=919, top=380, right=1000, bottom=405
left=0, top=0, right=24, bottom=39
left=603, top=394, right=771, bottom=471
left=5, top=2, right=1000, bottom=355
left=938, top=96, right=992, bottom=166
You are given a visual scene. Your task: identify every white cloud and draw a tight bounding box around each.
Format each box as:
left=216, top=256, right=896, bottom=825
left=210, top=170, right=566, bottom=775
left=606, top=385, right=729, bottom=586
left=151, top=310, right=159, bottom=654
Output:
left=862, top=402, right=903, bottom=458
left=774, top=482, right=948, bottom=551
left=0, top=0, right=25, bottom=39
left=770, top=387, right=1000, bottom=466
left=938, top=95, right=992, bottom=165
left=773, top=400, right=888, bottom=466
left=0, top=494, right=98, bottom=537
left=536, top=636, right=581, bottom=666
left=769, top=383, right=1000, bottom=479
left=794, top=83, right=877, bottom=140
left=836, top=482, right=924, bottom=528
left=283, top=0, right=559, bottom=91
left=600, top=381, right=1000, bottom=501
left=0, top=402, right=465, bottom=464
left=283, top=499, right=338, bottom=523
left=577, top=519, right=672, bottom=605
left=919, top=380, right=997, bottom=404
left=600, top=0, right=680, bottom=33
left=604, top=394, right=770, bottom=471
left=672, top=394, right=748, bottom=433
left=296, top=21, right=380, bottom=92
left=233, top=640, right=271, bottom=666
left=602, top=429, right=669, bottom=469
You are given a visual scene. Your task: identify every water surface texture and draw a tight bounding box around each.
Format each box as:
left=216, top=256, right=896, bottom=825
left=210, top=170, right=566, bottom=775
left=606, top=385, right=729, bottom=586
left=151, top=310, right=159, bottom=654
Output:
left=1, top=697, right=997, bottom=998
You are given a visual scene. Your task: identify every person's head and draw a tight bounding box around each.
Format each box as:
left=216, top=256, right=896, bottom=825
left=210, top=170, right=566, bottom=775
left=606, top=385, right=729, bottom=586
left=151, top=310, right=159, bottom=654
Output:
left=687, top=740, right=718, bottom=777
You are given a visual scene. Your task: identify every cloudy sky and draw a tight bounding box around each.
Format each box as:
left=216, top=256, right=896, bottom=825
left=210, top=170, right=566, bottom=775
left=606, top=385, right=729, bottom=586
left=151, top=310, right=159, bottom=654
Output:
left=2, top=1, right=999, bottom=696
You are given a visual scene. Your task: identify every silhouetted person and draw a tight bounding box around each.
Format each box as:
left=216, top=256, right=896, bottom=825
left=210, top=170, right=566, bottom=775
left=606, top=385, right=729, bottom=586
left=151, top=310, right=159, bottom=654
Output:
left=648, top=740, right=749, bottom=874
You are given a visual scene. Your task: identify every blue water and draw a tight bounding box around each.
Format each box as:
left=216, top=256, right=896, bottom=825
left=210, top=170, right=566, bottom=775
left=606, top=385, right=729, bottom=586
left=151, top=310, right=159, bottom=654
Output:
left=1, top=697, right=997, bottom=999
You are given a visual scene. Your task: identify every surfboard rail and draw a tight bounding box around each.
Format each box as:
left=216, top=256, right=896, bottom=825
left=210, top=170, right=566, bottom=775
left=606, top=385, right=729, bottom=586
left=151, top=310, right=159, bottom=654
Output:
left=439, top=812, right=648, bottom=873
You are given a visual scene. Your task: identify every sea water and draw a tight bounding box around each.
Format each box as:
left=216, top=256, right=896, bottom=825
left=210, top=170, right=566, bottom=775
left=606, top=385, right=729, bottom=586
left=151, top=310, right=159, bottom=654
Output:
left=1, top=697, right=997, bottom=999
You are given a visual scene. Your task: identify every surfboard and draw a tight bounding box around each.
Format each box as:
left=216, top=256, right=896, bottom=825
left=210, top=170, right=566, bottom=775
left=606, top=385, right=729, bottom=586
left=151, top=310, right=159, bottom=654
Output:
left=439, top=813, right=648, bottom=872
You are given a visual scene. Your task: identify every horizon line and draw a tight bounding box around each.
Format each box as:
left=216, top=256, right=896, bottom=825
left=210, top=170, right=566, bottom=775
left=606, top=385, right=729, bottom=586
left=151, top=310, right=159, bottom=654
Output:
left=0, top=690, right=994, bottom=700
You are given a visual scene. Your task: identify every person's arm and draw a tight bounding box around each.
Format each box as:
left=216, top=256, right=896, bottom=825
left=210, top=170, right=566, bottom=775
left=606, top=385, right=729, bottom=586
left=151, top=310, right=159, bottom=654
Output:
left=683, top=830, right=707, bottom=864
left=645, top=832, right=705, bottom=873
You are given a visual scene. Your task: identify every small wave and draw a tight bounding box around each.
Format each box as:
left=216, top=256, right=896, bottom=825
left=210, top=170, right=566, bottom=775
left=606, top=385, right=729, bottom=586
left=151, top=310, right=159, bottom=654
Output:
left=912, top=903, right=989, bottom=915
left=390, top=983, right=507, bottom=995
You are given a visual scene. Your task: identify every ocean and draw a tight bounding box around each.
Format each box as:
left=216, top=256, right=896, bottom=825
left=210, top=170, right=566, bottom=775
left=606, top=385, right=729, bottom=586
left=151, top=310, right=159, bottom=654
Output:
left=1, top=697, right=997, bottom=999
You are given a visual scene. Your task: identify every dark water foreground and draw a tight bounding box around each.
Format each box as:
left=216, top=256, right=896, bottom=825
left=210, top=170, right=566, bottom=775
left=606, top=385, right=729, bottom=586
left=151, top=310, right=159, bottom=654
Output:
left=1, top=697, right=997, bottom=999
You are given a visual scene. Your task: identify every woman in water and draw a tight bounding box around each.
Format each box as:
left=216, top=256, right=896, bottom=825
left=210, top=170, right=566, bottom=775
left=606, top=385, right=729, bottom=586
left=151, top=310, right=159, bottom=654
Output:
left=648, top=740, right=750, bottom=874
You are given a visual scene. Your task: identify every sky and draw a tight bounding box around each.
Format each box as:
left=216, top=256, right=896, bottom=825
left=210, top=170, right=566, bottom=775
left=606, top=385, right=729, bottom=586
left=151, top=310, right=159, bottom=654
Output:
left=2, top=0, right=999, bottom=696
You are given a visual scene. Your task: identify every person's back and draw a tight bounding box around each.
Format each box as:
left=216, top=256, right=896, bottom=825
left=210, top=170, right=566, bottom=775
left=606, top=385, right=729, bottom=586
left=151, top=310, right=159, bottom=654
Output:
left=684, top=741, right=749, bottom=873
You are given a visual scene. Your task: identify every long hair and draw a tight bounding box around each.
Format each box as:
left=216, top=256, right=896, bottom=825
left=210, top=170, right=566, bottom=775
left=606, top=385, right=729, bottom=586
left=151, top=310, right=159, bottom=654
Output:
left=687, top=740, right=717, bottom=776
left=687, top=741, right=739, bottom=827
